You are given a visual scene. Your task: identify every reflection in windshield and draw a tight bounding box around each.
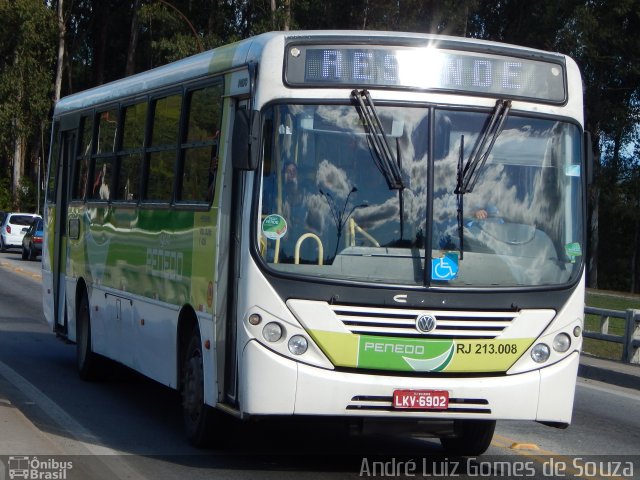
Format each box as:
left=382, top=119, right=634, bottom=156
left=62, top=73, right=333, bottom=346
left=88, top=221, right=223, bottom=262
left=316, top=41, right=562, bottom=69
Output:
left=258, top=104, right=583, bottom=288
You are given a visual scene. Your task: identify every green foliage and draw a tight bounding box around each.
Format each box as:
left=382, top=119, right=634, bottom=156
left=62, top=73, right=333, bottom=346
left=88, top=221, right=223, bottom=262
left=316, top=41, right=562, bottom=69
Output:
left=18, top=175, right=37, bottom=213
left=0, top=0, right=56, bottom=155
left=556, top=0, right=640, bottom=293
left=598, top=144, right=640, bottom=291
left=0, top=176, right=12, bottom=210
left=0, top=173, right=38, bottom=212
left=0, top=0, right=55, bottom=211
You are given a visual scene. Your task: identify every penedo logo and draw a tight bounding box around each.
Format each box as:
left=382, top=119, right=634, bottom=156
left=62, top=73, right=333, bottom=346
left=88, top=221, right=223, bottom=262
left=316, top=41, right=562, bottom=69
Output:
left=358, top=336, right=455, bottom=372
left=6, top=456, right=73, bottom=480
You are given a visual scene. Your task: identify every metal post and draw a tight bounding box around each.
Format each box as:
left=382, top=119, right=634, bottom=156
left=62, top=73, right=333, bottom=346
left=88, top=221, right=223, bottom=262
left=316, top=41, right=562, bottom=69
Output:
left=599, top=313, right=610, bottom=335
left=625, top=309, right=640, bottom=364
left=36, top=156, right=41, bottom=215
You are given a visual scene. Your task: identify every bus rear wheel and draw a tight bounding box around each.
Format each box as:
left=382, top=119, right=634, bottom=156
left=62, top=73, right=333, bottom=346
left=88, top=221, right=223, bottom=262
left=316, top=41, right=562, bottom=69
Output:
left=77, top=293, right=101, bottom=380
left=439, top=420, right=496, bottom=456
left=182, top=327, right=222, bottom=447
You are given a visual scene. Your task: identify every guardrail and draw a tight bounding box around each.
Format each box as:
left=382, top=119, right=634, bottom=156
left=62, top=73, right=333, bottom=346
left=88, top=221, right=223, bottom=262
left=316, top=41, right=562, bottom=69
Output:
left=584, top=306, right=640, bottom=364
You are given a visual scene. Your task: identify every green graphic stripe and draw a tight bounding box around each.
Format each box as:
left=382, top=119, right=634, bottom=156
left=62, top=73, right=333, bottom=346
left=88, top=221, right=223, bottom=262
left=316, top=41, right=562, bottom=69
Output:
left=310, top=329, right=534, bottom=373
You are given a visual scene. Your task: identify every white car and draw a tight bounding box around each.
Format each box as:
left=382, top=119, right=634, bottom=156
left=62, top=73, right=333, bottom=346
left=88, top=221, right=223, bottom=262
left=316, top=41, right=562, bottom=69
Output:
left=0, top=212, right=41, bottom=252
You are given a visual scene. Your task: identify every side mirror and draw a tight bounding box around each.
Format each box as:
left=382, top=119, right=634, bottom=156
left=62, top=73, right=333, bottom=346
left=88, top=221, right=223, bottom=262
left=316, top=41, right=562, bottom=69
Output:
left=232, top=109, right=261, bottom=171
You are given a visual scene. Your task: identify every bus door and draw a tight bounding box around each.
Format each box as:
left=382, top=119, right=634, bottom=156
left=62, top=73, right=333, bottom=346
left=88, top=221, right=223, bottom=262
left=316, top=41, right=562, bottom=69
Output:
left=217, top=69, right=253, bottom=405
left=222, top=100, right=251, bottom=404
left=51, top=129, right=75, bottom=334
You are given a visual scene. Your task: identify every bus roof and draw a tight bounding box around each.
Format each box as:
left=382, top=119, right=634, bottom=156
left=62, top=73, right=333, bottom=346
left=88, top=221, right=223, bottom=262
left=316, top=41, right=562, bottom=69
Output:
left=54, top=30, right=573, bottom=116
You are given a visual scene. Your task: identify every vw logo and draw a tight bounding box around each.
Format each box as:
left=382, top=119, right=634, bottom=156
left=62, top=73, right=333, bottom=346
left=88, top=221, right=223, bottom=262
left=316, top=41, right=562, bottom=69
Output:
left=416, top=314, right=437, bottom=334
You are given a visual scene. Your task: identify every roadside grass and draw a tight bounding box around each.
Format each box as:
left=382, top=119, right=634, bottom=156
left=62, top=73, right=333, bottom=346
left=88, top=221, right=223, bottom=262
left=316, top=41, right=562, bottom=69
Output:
left=584, top=290, right=640, bottom=360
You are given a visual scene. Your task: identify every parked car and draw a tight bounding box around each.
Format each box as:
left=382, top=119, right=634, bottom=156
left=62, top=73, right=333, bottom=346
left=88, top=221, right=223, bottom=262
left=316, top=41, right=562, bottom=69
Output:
left=0, top=212, right=41, bottom=252
left=21, top=217, right=44, bottom=261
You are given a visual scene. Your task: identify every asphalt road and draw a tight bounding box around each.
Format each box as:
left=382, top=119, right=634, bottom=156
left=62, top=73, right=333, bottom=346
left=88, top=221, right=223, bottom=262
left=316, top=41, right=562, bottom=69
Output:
left=0, top=250, right=638, bottom=480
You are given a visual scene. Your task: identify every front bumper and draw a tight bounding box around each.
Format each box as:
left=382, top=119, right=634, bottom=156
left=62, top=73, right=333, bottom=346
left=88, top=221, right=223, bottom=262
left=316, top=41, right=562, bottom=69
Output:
left=239, top=339, right=579, bottom=424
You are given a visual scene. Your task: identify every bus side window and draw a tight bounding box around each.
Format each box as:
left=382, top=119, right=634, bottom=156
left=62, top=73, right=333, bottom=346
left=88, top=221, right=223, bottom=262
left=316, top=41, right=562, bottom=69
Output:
left=46, top=122, right=61, bottom=204
left=71, top=115, right=93, bottom=201
left=91, top=108, right=118, bottom=201
left=145, top=94, right=182, bottom=202
left=116, top=101, right=146, bottom=202
left=178, top=83, right=223, bottom=204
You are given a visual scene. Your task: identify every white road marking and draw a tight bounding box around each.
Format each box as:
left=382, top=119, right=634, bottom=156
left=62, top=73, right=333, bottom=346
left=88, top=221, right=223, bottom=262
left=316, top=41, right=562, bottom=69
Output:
left=0, top=359, right=148, bottom=479
left=577, top=377, right=640, bottom=402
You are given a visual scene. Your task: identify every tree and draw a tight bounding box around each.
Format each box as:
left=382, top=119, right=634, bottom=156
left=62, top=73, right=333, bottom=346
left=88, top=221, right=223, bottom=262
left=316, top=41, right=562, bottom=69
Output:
left=1, top=0, right=638, bottom=290
left=554, top=0, right=640, bottom=290
left=54, top=0, right=65, bottom=102
left=0, top=0, right=56, bottom=209
left=126, top=0, right=142, bottom=76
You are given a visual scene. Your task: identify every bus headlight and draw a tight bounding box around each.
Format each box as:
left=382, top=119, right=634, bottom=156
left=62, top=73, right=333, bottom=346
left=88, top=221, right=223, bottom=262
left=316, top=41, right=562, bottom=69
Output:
left=263, top=322, right=283, bottom=342
left=288, top=335, right=308, bottom=355
left=531, top=343, right=550, bottom=363
left=552, top=333, right=571, bottom=353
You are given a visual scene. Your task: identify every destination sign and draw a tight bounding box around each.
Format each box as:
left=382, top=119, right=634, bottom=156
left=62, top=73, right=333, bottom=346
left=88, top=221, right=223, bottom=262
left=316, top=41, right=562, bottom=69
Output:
left=285, top=44, right=566, bottom=103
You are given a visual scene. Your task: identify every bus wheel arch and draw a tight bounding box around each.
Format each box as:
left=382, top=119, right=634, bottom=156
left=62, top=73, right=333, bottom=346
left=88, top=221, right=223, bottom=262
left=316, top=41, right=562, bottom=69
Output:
left=179, top=315, right=222, bottom=447
left=176, top=306, right=199, bottom=391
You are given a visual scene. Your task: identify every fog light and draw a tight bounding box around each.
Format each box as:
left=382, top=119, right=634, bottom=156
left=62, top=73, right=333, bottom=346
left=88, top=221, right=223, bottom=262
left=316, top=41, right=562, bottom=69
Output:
left=248, top=313, right=262, bottom=325
left=573, top=325, right=582, bottom=337
left=553, top=333, right=571, bottom=353
left=288, top=335, right=308, bottom=355
left=531, top=343, right=550, bottom=363
left=263, top=322, right=283, bottom=342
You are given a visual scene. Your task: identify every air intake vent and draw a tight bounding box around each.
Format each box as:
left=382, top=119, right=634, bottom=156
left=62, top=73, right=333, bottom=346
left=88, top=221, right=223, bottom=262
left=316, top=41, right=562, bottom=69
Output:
left=330, top=305, right=515, bottom=339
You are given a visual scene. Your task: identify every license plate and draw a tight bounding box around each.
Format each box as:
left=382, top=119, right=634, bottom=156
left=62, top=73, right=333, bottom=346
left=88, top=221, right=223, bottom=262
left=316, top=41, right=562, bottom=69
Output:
left=393, top=390, right=449, bottom=410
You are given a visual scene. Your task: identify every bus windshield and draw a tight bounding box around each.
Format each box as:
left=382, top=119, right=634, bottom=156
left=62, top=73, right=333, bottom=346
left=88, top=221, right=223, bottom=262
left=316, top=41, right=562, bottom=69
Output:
left=257, top=103, right=583, bottom=288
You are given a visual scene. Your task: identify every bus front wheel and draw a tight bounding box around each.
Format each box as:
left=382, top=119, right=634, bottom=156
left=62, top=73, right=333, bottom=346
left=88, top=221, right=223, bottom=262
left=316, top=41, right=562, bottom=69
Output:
left=439, top=420, right=496, bottom=456
left=182, top=327, right=221, bottom=447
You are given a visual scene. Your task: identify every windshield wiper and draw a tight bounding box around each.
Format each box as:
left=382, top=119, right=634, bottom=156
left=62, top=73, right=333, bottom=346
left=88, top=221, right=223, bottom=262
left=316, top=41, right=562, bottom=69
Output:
left=454, top=100, right=510, bottom=260
left=351, top=89, right=405, bottom=190
left=456, top=135, right=465, bottom=260
left=456, top=99, right=511, bottom=194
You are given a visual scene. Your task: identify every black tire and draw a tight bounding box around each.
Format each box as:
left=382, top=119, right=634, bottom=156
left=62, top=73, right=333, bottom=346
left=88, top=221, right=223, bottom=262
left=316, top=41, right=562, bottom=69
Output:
left=0, top=237, right=6, bottom=252
left=76, top=292, right=102, bottom=381
left=182, top=327, right=223, bottom=447
left=21, top=246, right=28, bottom=260
left=28, top=244, right=36, bottom=261
left=440, top=420, right=496, bottom=456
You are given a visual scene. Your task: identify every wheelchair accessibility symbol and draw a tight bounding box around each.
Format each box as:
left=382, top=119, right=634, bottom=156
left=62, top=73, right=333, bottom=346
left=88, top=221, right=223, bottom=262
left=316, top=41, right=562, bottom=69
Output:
left=431, top=254, right=459, bottom=281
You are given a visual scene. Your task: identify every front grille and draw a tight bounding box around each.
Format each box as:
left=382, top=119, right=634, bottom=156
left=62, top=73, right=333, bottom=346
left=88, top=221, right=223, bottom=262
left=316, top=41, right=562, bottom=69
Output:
left=330, top=305, right=515, bottom=339
left=347, top=395, right=491, bottom=414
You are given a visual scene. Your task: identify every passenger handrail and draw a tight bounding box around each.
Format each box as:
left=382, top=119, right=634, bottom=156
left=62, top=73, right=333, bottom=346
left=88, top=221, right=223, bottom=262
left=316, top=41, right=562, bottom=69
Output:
left=294, top=233, right=323, bottom=265
left=348, top=218, right=380, bottom=247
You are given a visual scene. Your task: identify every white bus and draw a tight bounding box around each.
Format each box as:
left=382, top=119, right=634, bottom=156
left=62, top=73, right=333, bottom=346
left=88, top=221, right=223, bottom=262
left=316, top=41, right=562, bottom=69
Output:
left=43, top=30, right=588, bottom=454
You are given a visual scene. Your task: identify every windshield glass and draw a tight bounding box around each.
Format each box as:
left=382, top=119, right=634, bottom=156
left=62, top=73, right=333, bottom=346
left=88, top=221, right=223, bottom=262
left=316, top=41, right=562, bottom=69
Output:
left=257, top=103, right=583, bottom=288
